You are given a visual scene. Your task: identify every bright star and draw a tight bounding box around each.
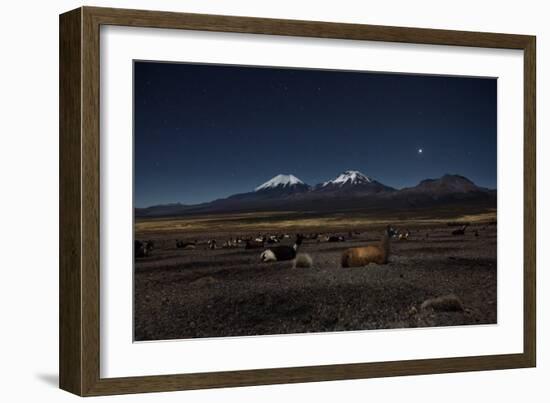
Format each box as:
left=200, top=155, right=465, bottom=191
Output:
left=418, top=148, right=423, bottom=154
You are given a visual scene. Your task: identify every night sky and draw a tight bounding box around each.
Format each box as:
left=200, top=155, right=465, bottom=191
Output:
left=134, top=61, right=496, bottom=208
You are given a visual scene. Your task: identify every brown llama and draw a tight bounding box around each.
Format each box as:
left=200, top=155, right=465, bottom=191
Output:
left=341, top=226, right=391, bottom=268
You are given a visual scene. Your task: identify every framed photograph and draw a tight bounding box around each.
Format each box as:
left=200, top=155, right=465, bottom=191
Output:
left=59, top=6, right=536, bottom=396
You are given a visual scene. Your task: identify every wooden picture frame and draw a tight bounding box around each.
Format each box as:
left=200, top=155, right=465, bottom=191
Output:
left=59, top=6, right=536, bottom=396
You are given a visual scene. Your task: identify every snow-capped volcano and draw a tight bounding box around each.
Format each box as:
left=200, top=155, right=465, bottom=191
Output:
left=315, top=170, right=395, bottom=195
left=322, top=170, right=373, bottom=187
left=255, top=174, right=307, bottom=191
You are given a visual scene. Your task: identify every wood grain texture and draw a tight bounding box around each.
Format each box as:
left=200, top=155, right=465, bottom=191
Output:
left=86, top=354, right=531, bottom=396
left=59, top=6, right=537, bottom=396
left=523, top=37, right=536, bottom=367
left=86, top=6, right=532, bottom=49
left=59, top=8, right=82, bottom=396
left=81, top=6, right=102, bottom=396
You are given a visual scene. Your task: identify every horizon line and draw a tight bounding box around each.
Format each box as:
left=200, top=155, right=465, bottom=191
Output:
left=135, top=172, right=496, bottom=209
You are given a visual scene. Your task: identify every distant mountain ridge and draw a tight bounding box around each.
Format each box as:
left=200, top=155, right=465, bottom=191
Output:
left=135, top=171, right=495, bottom=217
left=135, top=203, right=188, bottom=218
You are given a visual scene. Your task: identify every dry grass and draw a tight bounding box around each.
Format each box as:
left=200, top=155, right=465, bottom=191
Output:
left=135, top=209, right=497, bottom=235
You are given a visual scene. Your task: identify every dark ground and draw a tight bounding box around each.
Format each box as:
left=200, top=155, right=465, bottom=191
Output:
left=134, top=213, right=497, bottom=341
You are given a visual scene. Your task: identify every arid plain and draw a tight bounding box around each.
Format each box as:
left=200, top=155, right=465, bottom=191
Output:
left=134, top=206, right=497, bottom=341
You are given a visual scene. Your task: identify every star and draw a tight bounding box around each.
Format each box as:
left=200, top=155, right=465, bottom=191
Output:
left=418, top=148, right=423, bottom=154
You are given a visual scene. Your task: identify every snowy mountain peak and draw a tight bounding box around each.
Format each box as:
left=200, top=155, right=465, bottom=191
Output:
left=255, top=174, right=306, bottom=191
left=322, top=170, right=373, bottom=187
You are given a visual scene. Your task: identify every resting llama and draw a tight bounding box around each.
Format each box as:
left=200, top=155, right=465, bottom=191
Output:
left=260, top=235, right=303, bottom=262
left=341, top=226, right=391, bottom=268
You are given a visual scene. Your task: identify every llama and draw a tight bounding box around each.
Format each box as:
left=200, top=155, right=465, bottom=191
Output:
left=293, top=253, right=313, bottom=268
left=387, top=226, right=398, bottom=238
left=341, top=227, right=391, bottom=268
left=452, top=224, right=468, bottom=236
left=176, top=240, right=196, bottom=249
left=260, top=235, right=304, bottom=262
left=222, top=239, right=238, bottom=249
left=134, top=240, right=153, bottom=258
left=398, top=229, right=410, bottom=241
left=266, top=235, right=280, bottom=244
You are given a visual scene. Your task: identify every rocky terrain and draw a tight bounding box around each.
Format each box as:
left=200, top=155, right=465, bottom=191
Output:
left=134, top=210, right=497, bottom=341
